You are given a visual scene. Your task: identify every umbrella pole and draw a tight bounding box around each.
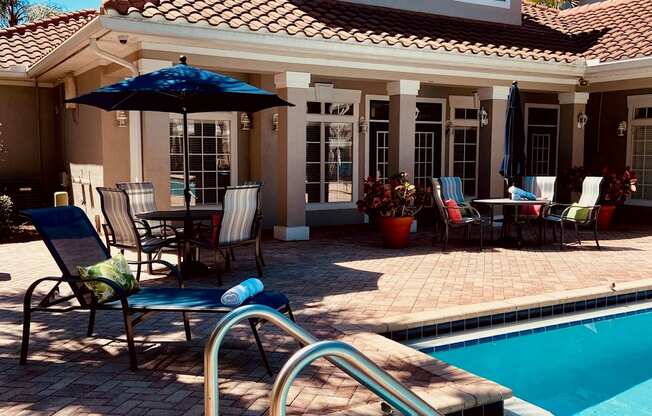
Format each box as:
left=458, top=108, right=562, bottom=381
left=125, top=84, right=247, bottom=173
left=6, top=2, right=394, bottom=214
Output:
left=183, top=111, right=191, bottom=212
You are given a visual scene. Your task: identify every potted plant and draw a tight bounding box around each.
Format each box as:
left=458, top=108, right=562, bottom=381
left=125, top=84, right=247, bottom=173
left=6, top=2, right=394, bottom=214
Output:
left=357, top=172, right=424, bottom=248
left=599, top=166, right=638, bottom=229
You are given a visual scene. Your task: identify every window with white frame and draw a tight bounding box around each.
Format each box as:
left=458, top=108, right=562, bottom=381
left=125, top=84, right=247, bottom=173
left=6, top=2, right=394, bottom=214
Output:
left=169, top=113, right=236, bottom=206
left=449, top=96, right=479, bottom=196
left=368, top=99, right=390, bottom=182
left=306, top=87, right=360, bottom=207
left=628, top=95, right=652, bottom=203
left=525, top=105, right=559, bottom=176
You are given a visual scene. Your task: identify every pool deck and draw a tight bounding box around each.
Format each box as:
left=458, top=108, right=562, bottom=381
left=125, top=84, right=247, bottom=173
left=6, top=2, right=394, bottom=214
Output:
left=2, top=224, right=652, bottom=415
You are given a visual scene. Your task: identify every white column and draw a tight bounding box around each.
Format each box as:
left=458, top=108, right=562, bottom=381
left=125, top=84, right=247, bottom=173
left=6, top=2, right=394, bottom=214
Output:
left=477, top=86, right=510, bottom=198
left=273, top=72, right=311, bottom=241
left=387, top=80, right=420, bottom=180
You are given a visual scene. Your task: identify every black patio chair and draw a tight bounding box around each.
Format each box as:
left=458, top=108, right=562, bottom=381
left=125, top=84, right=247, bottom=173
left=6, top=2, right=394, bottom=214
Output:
left=19, top=206, right=294, bottom=374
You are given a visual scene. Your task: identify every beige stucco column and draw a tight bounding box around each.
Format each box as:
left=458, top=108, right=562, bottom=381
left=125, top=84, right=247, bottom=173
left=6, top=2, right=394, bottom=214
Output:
left=273, top=72, right=310, bottom=241
left=477, top=86, right=510, bottom=198
left=139, top=58, right=173, bottom=209
left=558, top=92, right=589, bottom=170
left=387, top=80, right=420, bottom=180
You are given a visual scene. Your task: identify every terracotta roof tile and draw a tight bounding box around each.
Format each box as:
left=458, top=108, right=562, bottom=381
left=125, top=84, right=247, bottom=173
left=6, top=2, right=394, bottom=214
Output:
left=101, top=0, right=590, bottom=62
left=0, top=10, right=97, bottom=70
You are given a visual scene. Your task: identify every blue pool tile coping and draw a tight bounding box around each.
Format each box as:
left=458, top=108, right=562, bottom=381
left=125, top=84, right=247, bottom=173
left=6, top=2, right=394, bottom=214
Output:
left=422, top=305, right=652, bottom=355
left=380, top=289, right=652, bottom=344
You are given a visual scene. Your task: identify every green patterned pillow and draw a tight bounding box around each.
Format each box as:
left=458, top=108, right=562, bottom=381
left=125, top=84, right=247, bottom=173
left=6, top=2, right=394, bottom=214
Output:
left=566, top=203, right=590, bottom=222
left=77, top=254, right=139, bottom=303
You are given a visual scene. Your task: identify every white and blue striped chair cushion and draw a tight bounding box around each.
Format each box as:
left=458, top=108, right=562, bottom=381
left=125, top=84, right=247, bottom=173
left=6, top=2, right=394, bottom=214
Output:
left=579, top=176, right=603, bottom=207
left=439, top=177, right=466, bottom=205
left=523, top=176, right=556, bottom=201
left=117, top=182, right=164, bottom=233
left=219, top=186, right=260, bottom=245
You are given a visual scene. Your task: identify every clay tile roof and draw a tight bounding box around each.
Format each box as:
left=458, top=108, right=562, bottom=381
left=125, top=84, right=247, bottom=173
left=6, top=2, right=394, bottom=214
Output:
left=0, top=10, right=98, bottom=70
left=99, top=0, right=652, bottom=64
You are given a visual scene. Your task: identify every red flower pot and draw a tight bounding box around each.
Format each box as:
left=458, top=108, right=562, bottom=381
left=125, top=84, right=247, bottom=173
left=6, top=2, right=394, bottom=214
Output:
left=377, top=216, right=413, bottom=249
left=598, top=205, right=616, bottom=230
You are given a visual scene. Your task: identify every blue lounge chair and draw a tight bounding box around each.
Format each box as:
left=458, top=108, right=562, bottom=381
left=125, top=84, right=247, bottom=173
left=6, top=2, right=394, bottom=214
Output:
left=20, top=206, right=293, bottom=373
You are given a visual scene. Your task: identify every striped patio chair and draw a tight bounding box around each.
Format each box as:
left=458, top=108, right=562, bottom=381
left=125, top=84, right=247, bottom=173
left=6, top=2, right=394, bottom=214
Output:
left=97, top=187, right=179, bottom=279
left=193, top=184, right=264, bottom=282
left=116, top=182, right=174, bottom=237
left=438, top=176, right=467, bottom=206
left=523, top=176, right=556, bottom=201
left=542, top=176, right=603, bottom=249
left=431, top=179, right=484, bottom=251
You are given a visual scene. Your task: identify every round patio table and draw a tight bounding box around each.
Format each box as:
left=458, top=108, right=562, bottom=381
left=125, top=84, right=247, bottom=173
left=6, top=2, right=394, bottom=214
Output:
left=137, top=209, right=223, bottom=277
left=472, top=198, right=550, bottom=247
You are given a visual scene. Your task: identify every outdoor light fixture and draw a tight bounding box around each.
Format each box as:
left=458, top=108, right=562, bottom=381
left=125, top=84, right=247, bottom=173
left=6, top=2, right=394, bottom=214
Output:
left=359, top=116, right=368, bottom=135
left=479, top=107, right=489, bottom=127
left=577, top=112, right=588, bottom=129
left=116, top=110, right=128, bottom=127
left=240, top=112, right=252, bottom=131
left=617, top=121, right=627, bottom=137
left=272, top=113, right=279, bottom=132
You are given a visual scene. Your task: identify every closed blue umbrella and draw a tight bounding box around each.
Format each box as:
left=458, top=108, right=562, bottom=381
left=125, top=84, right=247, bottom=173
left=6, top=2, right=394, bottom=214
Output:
left=67, top=56, right=293, bottom=211
left=500, top=81, right=526, bottom=184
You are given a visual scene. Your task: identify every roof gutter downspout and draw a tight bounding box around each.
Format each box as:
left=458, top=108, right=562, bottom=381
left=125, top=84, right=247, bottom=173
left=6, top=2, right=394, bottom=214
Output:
left=88, top=38, right=143, bottom=182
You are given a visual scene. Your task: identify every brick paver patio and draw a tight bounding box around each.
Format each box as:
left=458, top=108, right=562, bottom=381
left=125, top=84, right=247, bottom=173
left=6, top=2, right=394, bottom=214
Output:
left=2, top=224, right=652, bottom=415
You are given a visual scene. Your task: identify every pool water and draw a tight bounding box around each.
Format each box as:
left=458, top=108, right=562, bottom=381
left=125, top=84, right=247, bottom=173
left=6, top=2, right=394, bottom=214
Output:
left=431, top=309, right=652, bottom=415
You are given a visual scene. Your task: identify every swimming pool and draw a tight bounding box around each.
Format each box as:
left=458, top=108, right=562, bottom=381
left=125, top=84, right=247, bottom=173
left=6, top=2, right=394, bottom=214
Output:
left=428, top=307, right=652, bottom=415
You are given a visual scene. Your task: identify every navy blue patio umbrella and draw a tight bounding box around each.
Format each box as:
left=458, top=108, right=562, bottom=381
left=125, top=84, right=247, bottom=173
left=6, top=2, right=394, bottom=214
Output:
left=67, top=56, right=293, bottom=212
left=499, top=81, right=527, bottom=185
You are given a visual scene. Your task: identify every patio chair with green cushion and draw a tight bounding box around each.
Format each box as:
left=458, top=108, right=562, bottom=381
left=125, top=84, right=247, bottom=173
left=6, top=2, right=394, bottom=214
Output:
left=19, top=206, right=293, bottom=374
left=97, top=187, right=180, bottom=279
left=432, top=178, right=484, bottom=251
left=542, top=176, right=603, bottom=249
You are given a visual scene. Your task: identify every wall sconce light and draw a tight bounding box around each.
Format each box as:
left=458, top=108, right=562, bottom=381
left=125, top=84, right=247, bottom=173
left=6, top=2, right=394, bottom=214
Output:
left=272, top=113, right=279, bottom=132
left=359, top=116, right=369, bottom=135
left=116, top=110, right=128, bottom=128
left=479, top=107, right=489, bottom=128
left=577, top=112, right=588, bottom=129
left=617, top=121, right=627, bottom=137
left=240, top=112, right=252, bottom=131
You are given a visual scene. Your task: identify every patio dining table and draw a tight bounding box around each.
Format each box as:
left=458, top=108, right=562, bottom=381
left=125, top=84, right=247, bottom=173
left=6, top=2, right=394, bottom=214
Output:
left=137, top=209, right=222, bottom=276
left=472, top=198, right=551, bottom=247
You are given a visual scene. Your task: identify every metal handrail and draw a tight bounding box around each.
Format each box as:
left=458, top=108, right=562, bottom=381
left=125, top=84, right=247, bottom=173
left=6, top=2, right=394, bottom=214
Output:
left=270, top=340, right=443, bottom=416
left=204, top=305, right=443, bottom=416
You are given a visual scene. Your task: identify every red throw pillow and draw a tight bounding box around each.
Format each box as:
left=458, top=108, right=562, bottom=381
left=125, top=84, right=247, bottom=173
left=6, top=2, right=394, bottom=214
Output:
left=445, top=199, right=463, bottom=223
left=519, top=205, right=542, bottom=217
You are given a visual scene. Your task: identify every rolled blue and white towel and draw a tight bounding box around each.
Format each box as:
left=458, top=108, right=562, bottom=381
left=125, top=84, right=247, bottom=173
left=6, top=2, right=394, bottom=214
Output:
left=220, top=278, right=264, bottom=306
left=508, top=186, right=537, bottom=201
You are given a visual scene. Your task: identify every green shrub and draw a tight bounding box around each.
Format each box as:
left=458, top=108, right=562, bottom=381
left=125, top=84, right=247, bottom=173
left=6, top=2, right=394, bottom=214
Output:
left=0, top=194, right=14, bottom=237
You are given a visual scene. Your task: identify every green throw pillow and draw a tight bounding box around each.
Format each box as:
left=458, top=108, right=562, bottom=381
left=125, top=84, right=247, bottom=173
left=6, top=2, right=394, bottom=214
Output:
left=77, top=254, right=139, bottom=303
left=566, top=203, right=590, bottom=222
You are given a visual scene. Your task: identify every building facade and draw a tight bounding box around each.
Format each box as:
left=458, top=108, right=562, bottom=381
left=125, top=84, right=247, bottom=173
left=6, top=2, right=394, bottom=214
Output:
left=2, top=0, right=652, bottom=238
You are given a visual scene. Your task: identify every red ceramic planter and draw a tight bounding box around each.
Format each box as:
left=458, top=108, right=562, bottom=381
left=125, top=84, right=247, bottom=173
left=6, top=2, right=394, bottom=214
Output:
left=598, top=205, right=616, bottom=230
left=377, top=216, right=413, bottom=249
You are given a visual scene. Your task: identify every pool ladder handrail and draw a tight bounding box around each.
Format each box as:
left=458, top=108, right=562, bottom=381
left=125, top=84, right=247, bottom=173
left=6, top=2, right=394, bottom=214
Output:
left=204, top=305, right=443, bottom=416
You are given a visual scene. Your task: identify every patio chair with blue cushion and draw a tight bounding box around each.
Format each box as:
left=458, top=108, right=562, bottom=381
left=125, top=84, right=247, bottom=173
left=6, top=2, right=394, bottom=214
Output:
left=542, top=176, right=603, bottom=249
left=439, top=176, right=467, bottom=206
left=19, top=206, right=293, bottom=373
